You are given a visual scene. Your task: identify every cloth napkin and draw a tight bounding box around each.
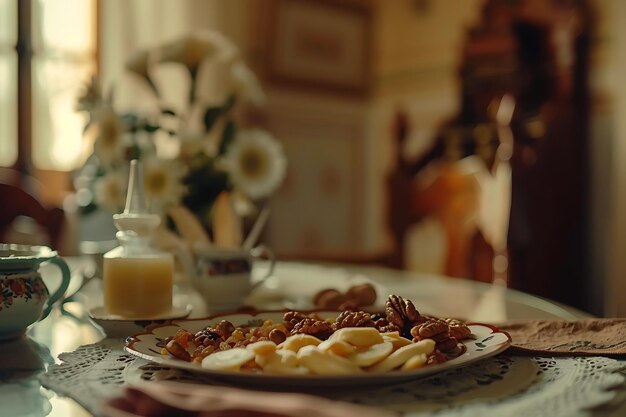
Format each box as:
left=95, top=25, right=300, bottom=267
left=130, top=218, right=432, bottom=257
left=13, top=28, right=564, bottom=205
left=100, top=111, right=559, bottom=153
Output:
left=498, top=318, right=626, bottom=357
left=102, top=382, right=394, bottom=417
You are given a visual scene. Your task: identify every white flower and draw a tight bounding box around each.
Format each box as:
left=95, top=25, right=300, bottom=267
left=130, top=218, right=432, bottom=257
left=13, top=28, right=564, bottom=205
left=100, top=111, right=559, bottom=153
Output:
left=142, top=157, right=187, bottom=212
left=156, top=30, right=238, bottom=74
left=222, top=129, right=286, bottom=199
left=125, top=49, right=158, bottom=95
left=230, top=61, right=265, bottom=105
left=93, top=171, right=127, bottom=213
left=92, top=106, right=126, bottom=166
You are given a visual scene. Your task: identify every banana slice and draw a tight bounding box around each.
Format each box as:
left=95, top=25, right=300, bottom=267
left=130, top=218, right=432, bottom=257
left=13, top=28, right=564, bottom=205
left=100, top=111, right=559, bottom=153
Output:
left=297, top=345, right=364, bottom=375
left=247, top=340, right=277, bottom=356
left=317, top=339, right=356, bottom=356
left=256, top=348, right=298, bottom=368
left=401, top=353, right=427, bottom=370
left=367, top=339, right=436, bottom=373
left=279, top=334, right=322, bottom=352
left=330, top=327, right=383, bottom=347
left=201, top=348, right=254, bottom=371
left=264, top=361, right=311, bottom=375
left=348, top=341, right=393, bottom=367
left=274, top=348, right=298, bottom=367
left=382, top=334, right=412, bottom=350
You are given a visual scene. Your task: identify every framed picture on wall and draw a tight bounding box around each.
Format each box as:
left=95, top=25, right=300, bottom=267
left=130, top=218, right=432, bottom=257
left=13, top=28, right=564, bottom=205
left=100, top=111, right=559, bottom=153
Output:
left=264, top=0, right=372, bottom=95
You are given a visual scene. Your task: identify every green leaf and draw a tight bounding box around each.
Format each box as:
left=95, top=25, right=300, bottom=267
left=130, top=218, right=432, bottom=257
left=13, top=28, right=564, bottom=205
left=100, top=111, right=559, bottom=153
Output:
left=203, top=106, right=223, bottom=131
left=218, top=120, right=236, bottom=155
left=121, top=113, right=139, bottom=126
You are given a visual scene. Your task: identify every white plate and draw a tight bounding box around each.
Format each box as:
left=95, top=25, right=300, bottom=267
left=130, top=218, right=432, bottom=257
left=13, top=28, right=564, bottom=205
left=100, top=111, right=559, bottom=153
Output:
left=124, top=311, right=511, bottom=387
left=89, top=305, right=192, bottom=337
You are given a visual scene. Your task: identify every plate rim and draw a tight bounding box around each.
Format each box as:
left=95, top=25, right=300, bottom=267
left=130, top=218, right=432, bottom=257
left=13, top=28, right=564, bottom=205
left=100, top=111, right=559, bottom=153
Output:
left=124, top=310, right=512, bottom=383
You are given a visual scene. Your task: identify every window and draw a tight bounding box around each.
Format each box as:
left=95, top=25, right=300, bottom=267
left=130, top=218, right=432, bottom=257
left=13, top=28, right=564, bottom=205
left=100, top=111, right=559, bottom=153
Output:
left=0, top=0, right=17, bottom=167
left=0, top=0, right=97, bottom=173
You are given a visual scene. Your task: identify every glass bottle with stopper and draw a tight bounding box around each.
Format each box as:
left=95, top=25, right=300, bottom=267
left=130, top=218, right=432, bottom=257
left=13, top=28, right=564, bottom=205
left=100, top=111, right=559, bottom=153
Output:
left=102, top=160, right=173, bottom=318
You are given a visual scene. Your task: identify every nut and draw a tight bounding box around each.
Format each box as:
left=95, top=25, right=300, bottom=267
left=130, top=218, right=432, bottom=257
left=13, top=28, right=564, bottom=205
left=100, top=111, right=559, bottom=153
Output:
left=415, top=319, right=449, bottom=339
left=337, top=299, right=360, bottom=311
left=435, top=336, right=459, bottom=352
left=333, top=311, right=375, bottom=330
left=268, top=329, right=287, bottom=344
left=346, top=283, right=377, bottom=306
left=290, top=317, right=334, bottom=340
left=445, top=318, right=472, bottom=340
left=313, top=288, right=341, bottom=306
left=314, top=291, right=349, bottom=310
left=385, top=295, right=426, bottom=337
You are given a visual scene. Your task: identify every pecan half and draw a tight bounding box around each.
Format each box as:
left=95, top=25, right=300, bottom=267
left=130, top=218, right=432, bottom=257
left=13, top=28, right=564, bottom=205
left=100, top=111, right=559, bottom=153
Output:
left=386, top=295, right=428, bottom=337
left=414, top=319, right=449, bottom=340
left=436, top=336, right=459, bottom=352
left=445, top=318, right=472, bottom=340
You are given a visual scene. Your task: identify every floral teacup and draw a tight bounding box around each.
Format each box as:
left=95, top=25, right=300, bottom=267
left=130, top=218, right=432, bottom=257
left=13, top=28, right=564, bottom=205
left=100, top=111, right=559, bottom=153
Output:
left=179, top=245, right=275, bottom=314
left=0, top=244, right=71, bottom=340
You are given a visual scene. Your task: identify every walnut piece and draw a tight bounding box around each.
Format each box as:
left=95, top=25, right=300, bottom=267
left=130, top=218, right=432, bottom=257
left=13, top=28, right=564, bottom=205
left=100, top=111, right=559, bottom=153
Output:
left=333, top=311, right=375, bottom=330
left=290, top=317, right=334, bottom=340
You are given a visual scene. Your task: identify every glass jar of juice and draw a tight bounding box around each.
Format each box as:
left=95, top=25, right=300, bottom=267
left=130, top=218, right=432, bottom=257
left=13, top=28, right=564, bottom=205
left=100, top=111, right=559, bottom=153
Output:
left=102, top=160, right=173, bottom=318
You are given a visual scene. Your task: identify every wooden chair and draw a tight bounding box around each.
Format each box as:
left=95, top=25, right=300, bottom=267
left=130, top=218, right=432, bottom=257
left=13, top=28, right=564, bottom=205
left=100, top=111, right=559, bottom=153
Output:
left=0, top=181, right=66, bottom=250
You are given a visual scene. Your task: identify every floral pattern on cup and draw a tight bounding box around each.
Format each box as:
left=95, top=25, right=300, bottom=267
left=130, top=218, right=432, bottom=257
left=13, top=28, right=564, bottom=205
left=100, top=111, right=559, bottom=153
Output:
left=0, top=273, right=47, bottom=311
left=198, top=259, right=251, bottom=277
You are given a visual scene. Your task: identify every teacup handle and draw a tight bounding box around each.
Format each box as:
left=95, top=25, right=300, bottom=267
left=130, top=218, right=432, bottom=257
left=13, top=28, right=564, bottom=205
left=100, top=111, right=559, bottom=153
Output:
left=250, top=244, right=275, bottom=289
left=42, top=257, right=71, bottom=319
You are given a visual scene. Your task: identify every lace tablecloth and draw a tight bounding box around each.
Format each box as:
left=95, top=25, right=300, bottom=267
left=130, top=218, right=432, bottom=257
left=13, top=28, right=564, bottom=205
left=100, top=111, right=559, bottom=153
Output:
left=40, top=338, right=626, bottom=417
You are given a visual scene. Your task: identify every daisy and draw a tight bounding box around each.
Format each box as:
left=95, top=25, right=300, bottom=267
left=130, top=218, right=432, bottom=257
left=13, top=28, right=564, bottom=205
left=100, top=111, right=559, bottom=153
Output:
left=93, top=171, right=127, bottom=213
left=222, top=129, right=286, bottom=200
left=92, top=106, right=126, bottom=167
left=141, top=157, right=188, bottom=212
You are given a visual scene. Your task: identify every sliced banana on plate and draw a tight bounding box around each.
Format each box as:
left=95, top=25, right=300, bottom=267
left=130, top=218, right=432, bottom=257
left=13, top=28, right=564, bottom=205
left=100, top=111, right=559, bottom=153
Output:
left=317, top=339, right=356, bottom=356
left=279, top=334, right=322, bottom=352
left=297, top=345, right=364, bottom=375
left=247, top=340, right=277, bottom=356
left=348, top=341, right=394, bottom=367
left=330, top=327, right=384, bottom=347
left=367, top=339, right=436, bottom=373
left=201, top=348, right=255, bottom=371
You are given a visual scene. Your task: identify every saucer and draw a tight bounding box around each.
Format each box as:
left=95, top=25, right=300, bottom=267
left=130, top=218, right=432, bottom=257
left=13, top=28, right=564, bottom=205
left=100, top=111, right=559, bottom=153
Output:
left=88, top=305, right=192, bottom=338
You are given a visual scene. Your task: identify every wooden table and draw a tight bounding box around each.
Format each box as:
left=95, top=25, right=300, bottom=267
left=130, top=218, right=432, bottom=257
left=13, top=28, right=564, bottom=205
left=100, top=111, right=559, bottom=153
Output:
left=2, top=258, right=619, bottom=417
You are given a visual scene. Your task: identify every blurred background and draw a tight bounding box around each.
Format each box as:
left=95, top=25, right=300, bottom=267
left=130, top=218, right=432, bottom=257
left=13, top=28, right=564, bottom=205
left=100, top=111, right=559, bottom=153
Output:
left=1, top=0, right=625, bottom=318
